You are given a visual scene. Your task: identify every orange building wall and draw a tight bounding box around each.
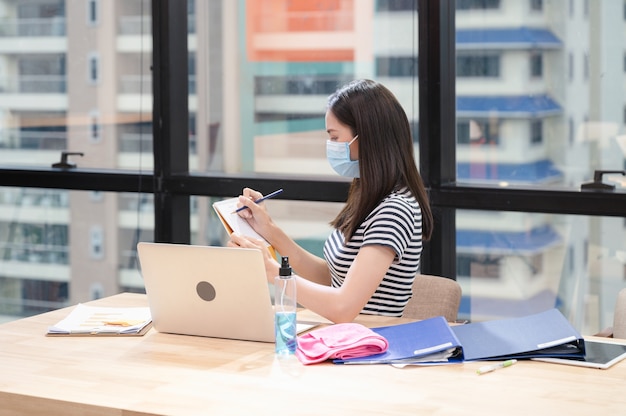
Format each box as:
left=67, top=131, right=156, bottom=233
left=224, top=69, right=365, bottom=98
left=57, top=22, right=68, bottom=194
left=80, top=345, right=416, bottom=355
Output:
left=246, top=0, right=355, bottom=62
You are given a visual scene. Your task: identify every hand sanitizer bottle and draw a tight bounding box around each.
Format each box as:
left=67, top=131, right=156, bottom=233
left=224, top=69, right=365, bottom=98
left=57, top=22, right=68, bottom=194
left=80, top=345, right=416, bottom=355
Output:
left=275, top=256, right=297, bottom=356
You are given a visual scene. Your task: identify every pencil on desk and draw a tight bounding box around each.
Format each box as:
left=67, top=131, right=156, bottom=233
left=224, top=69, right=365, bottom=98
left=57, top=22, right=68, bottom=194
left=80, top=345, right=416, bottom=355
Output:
left=476, top=359, right=517, bottom=375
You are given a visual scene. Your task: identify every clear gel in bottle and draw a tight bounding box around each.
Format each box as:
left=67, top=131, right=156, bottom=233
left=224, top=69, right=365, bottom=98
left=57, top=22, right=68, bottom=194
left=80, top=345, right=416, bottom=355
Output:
left=275, top=256, right=297, bottom=356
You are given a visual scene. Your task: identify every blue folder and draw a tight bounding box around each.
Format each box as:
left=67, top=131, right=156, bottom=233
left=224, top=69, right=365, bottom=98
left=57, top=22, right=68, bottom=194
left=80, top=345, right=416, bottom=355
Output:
left=451, top=308, right=585, bottom=361
left=335, top=308, right=584, bottom=365
left=334, top=316, right=464, bottom=365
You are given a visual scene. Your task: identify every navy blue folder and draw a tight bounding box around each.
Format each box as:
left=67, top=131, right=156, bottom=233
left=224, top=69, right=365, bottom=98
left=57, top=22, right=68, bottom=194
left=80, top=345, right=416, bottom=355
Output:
left=451, top=308, right=585, bottom=361
left=334, top=316, right=464, bottom=364
left=335, top=308, right=584, bottom=365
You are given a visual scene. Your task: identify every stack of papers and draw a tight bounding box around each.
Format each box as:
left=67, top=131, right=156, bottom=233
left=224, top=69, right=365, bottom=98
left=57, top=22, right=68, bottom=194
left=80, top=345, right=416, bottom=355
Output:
left=47, top=304, right=152, bottom=336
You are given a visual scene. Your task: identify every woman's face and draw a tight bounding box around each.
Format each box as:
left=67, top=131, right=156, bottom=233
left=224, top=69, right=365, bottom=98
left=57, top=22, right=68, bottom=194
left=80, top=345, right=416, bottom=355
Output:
left=325, top=110, right=359, bottom=160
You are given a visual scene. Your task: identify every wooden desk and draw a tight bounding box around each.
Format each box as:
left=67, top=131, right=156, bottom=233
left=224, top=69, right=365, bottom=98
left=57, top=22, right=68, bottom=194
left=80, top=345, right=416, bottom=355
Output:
left=1, top=293, right=625, bottom=416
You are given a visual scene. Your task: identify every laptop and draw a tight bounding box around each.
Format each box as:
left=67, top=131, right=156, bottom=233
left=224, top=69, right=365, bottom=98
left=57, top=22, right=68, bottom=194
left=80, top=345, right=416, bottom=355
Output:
left=137, top=242, right=278, bottom=342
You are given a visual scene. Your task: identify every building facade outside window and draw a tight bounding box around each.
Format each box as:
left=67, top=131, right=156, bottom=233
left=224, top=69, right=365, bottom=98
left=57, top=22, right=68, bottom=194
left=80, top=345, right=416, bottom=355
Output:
left=0, top=0, right=624, bottom=337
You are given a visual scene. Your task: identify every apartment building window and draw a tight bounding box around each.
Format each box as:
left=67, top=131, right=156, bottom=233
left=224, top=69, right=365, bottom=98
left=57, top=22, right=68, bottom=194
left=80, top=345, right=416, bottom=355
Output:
left=89, top=110, right=101, bottom=143
left=530, top=120, right=543, bottom=144
left=569, top=0, right=575, bottom=17
left=457, top=254, right=501, bottom=279
left=457, top=119, right=499, bottom=145
left=530, top=0, right=543, bottom=11
left=87, top=0, right=99, bottom=26
left=376, top=0, right=416, bottom=11
left=89, top=191, right=103, bottom=202
left=457, top=54, right=500, bottom=77
left=254, top=75, right=348, bottom=95
left=88, top=52, right=99, bottom=84
left=456, top=0, right=500, bottom=10
left=583, top=53, right=589, bottom=80
left=376, top=56, right=416, bottom=77
left=19, top=55, right=66, bottom=93
left=530, top=53, right=543, bottom=78
left=89, top=225, right=104, bottom=260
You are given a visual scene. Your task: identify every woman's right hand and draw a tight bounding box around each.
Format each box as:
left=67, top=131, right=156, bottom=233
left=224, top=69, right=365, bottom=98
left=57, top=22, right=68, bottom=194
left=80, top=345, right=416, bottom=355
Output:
left=235, top=187, right=275, bottom=239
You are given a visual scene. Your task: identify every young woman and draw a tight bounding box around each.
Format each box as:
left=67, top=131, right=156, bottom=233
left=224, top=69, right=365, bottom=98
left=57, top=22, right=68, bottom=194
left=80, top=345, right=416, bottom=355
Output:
left=228, top=79, right=433, bottom=323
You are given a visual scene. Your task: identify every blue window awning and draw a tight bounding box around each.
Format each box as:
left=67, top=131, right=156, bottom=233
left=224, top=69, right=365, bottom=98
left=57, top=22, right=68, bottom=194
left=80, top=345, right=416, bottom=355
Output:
left=457, top=95, right=562, bottom=118
left=457, top=225, right=562, bottom=255
left=457, top=159, right=563, bottom=184
left=457, top=27, right=562, bottom=50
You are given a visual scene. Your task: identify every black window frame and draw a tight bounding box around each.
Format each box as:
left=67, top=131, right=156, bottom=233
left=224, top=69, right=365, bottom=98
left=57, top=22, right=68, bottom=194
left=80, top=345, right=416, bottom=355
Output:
left=0, top=0, right=625, bottom=282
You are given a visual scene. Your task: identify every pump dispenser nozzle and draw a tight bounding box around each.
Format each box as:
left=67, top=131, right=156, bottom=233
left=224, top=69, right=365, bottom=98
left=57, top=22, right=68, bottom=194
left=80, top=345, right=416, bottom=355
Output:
left=279, top=256, right=292, bottom=278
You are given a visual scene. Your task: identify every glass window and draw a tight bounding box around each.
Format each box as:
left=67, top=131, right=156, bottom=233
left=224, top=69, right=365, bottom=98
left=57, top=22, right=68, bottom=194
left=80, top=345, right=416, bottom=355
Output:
left=456, top=0, right=501, bottom=11
left=456, top=2, right=626, bottom=191
left=376, top=0, right=417, bottom=12
left=530, top=0, right=543, bottom=11
left=88, top=52, right=99, bottom=84
left=376, top=57, right=417, bottom=78
left=0, top=188, right=151, bottom=323
left=457, top=54, right=500, bottom=78
left=191, top=1, right=419, bottom=175
left=87, top=0, right=99, bottom=25
left=530, top=53, right=542, bottom=78
left=0, top=0, right=152, bottom=170
left=530, top=120, right=542, bottom=144
left=453, top=3, right=626, bottom=332
left=2, top=0, right=624, bottom=332
left=457, top=211, right=626, bottom=334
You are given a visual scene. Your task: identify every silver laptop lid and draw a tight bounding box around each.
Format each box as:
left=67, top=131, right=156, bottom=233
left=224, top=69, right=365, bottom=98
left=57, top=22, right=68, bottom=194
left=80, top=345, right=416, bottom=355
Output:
left=137, top=242, right=275, bottom=342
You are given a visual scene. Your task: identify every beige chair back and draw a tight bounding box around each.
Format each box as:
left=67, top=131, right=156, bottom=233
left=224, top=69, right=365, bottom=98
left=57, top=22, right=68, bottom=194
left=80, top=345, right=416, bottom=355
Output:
left=613, top=288, right=626, bottom=339
left=403, top=274, right=462, bottom=322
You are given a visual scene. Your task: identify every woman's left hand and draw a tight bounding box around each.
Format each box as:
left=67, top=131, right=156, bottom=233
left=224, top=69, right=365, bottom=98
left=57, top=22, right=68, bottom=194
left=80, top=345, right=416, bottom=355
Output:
left=227, top=232, right=279, bottom=282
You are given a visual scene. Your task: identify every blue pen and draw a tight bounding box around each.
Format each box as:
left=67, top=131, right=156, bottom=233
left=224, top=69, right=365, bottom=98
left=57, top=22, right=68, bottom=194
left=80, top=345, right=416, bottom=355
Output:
left=231, top=189, right=284, bottom=214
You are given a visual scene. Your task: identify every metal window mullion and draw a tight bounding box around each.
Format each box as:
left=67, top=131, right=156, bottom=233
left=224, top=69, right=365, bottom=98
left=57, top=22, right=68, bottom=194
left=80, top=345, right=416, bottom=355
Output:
left=418, top=0, right=457, bottom=279
left=152, top=0, right=190, bottom=244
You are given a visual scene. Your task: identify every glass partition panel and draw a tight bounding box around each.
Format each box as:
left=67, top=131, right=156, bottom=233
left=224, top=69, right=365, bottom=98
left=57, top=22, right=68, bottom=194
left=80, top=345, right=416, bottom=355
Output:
left=457, top=209, right=626, bottom=335
left=455, top=0, right=626, bottom=190
left=0, top=0, right=153, bottom=171
left=0, top=187, right=152, bottom=323
left=190, top=0, right=419, bottom=174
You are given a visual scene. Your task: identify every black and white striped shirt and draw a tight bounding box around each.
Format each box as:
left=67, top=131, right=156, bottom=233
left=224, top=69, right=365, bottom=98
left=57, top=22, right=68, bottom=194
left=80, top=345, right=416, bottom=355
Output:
left=323, top=187, right=423, bottom=316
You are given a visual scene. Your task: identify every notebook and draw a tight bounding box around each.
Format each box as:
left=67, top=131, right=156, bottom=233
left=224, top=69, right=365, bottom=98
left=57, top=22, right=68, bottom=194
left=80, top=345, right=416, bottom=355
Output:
left=137, top=242, right=317, bottom=343
left=532, top=339, right=626, bottom=369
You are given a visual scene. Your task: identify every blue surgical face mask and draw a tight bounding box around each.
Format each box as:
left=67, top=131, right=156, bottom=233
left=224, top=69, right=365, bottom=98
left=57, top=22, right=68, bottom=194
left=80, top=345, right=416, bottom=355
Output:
left=326, top=135, right=360, bottom=178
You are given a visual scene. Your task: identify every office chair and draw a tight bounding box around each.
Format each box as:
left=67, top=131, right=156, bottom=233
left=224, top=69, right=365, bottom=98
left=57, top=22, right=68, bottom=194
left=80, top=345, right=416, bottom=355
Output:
left=403, top=274, right=462, bottom=322
left=595, top=288, right=626, bottom=339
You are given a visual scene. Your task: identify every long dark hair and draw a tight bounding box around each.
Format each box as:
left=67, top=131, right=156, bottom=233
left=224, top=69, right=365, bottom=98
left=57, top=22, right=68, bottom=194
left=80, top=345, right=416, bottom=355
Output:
left=328, top=79, right=433, bottom=241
